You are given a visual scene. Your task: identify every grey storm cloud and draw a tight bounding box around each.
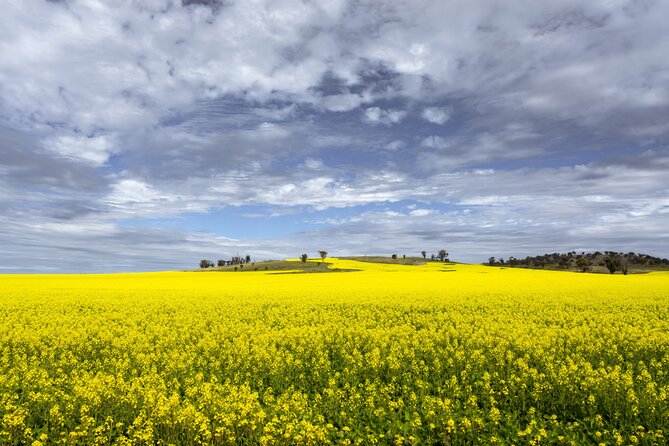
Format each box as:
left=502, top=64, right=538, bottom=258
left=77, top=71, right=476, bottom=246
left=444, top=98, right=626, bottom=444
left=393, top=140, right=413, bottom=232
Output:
left=0, top=0, right=668, bottom=272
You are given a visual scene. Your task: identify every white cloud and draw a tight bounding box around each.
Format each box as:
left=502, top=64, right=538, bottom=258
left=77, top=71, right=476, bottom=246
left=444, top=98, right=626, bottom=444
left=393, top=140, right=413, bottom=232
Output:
left=409, top=208, right=436, bottom=217
left=44, top=134, right=116, bottom=166
left=422, top=107, right=451, bottom=125
left=107, top=179, right=164, bottom=206
left=384, top=140, right=406, bottom=151
left=104, top=179, right=209, bottom=217
left=365, top=107, right=407, bottom=125
left=301, top=158, right=325, bottom=170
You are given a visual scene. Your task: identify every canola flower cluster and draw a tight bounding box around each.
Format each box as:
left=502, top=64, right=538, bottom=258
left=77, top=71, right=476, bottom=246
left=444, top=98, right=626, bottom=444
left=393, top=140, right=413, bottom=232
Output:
left=0, top=259, right=667, bottom=445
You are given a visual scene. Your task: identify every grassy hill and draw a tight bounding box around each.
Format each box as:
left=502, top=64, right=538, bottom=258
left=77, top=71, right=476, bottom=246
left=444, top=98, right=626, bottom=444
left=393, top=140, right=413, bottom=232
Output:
left=192, top=259, right=358, bottom=273
left=338, top=255, right=429, bottom=266
left=194, top=255, right=457, bottom=273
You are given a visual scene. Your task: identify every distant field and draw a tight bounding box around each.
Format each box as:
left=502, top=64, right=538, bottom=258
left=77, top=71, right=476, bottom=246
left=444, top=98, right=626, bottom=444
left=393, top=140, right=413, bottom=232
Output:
left=1, top=259, right=667, bottom=445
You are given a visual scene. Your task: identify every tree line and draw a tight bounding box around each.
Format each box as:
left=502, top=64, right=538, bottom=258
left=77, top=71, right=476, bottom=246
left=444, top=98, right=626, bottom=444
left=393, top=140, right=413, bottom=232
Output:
left=200, top=254, right=252, bottom=269
left=392, top=250, right=449, bottom=261
left=486, top=251, right=668, bottom=274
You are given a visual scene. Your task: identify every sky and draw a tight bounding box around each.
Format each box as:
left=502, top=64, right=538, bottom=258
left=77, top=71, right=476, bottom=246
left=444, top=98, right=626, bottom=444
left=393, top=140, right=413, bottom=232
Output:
left=1, top=0, right=668, bottom=272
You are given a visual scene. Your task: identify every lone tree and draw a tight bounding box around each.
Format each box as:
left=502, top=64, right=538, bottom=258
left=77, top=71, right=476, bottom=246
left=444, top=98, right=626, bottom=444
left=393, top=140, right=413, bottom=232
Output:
left=245, top=254, right=251, bottom=263
left=421, top=250, right=426, bottom=259
left=603, top=252, right=622, bottom=274
left=199, top=259, right=213, bottom=269
left=437, top=249, right=448, bottom=262
left=391, top=253, right=398, bottom=259
left=300, top=253, right=308, bottom=263
left=318, top=250, right=328, bottom=263
left=217, top=259, right=225, bottom=267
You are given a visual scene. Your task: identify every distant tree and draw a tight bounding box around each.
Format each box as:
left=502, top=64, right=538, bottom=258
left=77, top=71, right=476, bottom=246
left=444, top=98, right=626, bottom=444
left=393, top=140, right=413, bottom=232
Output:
left=576, top=256, right=592, bottom=272
left=300, top=253, right=308, bottom=263
left=200, top=259, right=213, bottom=269
left=245, top=254, right=251, bottom=263
left=558, top=255, right=571, bottom=270
left=217, top=260, right=225, bottom=267
left=403, top=254, right=406, bottom=259
left=620, top=256, right=629, bottom=275
left=319, top=250, right=328, bottom=263
left=421, top=250, right=427, bottom=259
left=603, top=253, right=622, bottom=274
left=438, top=249, right=448, bottom=262
left=488, top=256, right=496, bottom=266
left=391, top=254, right=398, bottom=259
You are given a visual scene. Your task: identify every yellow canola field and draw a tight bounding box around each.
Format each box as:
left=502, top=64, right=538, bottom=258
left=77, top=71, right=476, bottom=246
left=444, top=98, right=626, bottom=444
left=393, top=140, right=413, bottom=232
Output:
left=0, top=260, right=668, bottom=445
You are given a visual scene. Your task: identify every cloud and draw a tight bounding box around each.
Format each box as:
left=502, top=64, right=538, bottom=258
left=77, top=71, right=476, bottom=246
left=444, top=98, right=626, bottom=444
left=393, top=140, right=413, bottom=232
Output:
left=321, top=93, right=370, bottom=112
left=384, top=140, right=406, bottom=151
left=409, top=208, right=437, bottom=217
left=421, top=136, right=449, bottom=149
left=44, top=134, right=116, bottom=166
left=364, top=107, right=407, bottom=125
left=422, top=107, right=451, bottom=125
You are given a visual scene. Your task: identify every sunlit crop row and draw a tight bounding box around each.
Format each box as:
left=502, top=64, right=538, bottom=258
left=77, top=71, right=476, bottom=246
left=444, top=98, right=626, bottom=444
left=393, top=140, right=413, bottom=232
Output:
left=1, top=260, right=667, bottom=445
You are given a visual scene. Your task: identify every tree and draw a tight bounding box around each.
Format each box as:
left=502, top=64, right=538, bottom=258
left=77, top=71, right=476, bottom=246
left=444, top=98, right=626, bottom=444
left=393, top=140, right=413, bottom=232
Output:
left=488, top=256, right=496, bottom=266
left=300, top=253, right=308, bottom=263
left=576, top=256, right=591, bottom=272
left=437, top=249, right=448, bottom=262
left=391, top=253, right=397, bottom=259
left=217, top=260, right=225, bottom=267
left=558, top=255, right=571, bottom=270
left=319, top=250, right=328, bottom=263
left=200, top=259, right=213, bottom=269
left=620, top=257, right=629, bottom=275
left=245, top=254, right=251, bottom=263
left=603, top=253, right=621, bottom=274
left=421, top=250, right=426, bottom=259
